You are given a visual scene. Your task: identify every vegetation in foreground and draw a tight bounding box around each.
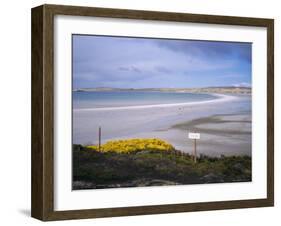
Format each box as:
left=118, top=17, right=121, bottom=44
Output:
left=73, top=139, right=251, bottom=190
left=86, top=138, right=174, bottom=153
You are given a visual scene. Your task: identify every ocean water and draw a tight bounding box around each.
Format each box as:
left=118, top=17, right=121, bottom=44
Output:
left=73, top=91, right=219, bottom=109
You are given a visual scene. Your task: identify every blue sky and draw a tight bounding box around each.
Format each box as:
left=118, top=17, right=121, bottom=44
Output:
left=73, top=35, right=252, bottom=89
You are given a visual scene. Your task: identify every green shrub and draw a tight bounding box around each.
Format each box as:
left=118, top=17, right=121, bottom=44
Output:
left=86, top=138, right=175, bottom=153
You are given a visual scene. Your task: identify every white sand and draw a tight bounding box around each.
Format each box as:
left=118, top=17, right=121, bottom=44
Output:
left=73, top=94, right=251, bottom=156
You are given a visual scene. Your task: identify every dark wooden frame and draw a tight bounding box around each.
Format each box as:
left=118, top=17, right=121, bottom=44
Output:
left=31, top=4, right=274, bottom=221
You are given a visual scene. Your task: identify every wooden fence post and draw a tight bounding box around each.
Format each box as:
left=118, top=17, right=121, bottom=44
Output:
left=98, top=126, right=101, bottom=151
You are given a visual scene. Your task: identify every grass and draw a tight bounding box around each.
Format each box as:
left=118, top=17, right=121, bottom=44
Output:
left=73, top=139, right=251, bottom=190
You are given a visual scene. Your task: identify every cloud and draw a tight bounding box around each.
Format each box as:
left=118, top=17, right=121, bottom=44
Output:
left=73, top=35, right=252, bottom=88
left=154, top=66, right=172, bottom=74
left=118, top=66, right=142, bottom=73
left=155, top=39, right=252, bottom=63
left=233, top=82, right=251, bottom=88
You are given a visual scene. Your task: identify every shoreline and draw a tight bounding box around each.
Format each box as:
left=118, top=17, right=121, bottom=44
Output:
left=73, top=93, right=251, bottom=156
left=74, top=93, right=238, bottom=112
left=167, top=113, right=252, bottom=156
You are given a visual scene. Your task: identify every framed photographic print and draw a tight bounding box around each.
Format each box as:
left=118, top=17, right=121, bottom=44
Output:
left=31, top=4, right=274, bottom=221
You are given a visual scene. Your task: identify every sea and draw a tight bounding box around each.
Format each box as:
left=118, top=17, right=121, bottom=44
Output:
left=73, top=91, right=219, bottom=109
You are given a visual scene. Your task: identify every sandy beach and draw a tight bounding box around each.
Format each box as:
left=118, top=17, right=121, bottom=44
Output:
left=73, top=94, right=251, bottom=157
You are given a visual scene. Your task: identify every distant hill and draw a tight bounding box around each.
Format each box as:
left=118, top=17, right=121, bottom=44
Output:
left=73, top=86, right=251, bottom=94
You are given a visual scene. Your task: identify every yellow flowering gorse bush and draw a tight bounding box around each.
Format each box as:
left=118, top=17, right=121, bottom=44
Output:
left=87, top=138, right=174, bottom=153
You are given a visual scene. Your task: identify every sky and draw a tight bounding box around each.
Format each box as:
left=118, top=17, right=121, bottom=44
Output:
left=72, top=35, right=252, bottom=89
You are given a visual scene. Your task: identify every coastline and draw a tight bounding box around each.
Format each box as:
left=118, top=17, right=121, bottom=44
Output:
left=73, top=93, right=237, bottom=112
left=73, top=93, right=251, bottom=156
left=167, top=113, right=251, bottom=156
